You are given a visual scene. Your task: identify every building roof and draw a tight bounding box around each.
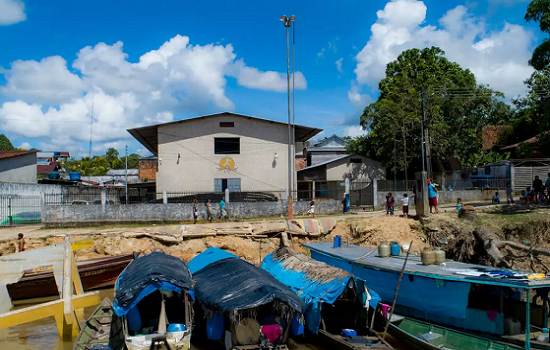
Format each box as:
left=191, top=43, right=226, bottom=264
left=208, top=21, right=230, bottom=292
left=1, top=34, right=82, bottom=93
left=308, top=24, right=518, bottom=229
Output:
left=37, top=161, right=59, bottom=174
left=0, top=150, right=39, bottom=160
left=128, top=112, right=323, bottom=155
left=139, top=155, right=157, bottom=160
left=297, top=154, right=354, bottom=171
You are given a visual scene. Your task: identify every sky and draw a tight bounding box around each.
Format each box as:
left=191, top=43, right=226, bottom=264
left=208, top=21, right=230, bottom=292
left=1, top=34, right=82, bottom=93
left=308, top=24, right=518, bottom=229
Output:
left=0, top=0, right=544, bottom=157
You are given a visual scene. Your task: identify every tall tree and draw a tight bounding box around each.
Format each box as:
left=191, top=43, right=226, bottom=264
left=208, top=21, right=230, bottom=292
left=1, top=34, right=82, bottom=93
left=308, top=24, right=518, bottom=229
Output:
left=0, top=134, right=15, bottom=151
left=347, top=47, right=510, bottom=173
left=105, top=147, right=120, bottom=168
left=525, top=0, right=550, bottom=70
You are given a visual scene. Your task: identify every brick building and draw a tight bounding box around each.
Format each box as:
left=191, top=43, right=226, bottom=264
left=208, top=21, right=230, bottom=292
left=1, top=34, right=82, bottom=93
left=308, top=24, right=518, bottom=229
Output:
left=139, top=156, right=157, bottom=182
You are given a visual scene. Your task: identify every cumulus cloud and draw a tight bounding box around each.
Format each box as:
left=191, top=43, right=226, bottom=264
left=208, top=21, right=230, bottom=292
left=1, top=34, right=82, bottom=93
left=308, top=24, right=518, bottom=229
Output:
left=352, top=0, right=535, bottom=101
left=343, top=125, right=367, bottom=138
left=0, top=0, right=26, bottom=25
left=0, top=34, right=308, bottom=157
left=17, top=142, right=31, bottom=150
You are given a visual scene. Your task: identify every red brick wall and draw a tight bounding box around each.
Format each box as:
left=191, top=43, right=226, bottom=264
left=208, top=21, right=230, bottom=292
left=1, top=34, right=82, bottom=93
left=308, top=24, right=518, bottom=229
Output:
left=139, top=159, right=157, bottom=181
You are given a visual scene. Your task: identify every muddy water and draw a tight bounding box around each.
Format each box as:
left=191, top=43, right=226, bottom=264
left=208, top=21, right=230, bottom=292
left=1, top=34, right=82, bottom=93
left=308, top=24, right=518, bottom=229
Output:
left=0, top=289, right=405, bottom=350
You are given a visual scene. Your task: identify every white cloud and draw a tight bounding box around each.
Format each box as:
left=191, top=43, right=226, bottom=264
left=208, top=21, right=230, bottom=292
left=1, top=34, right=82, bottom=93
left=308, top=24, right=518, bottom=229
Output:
left=343, top=125, right=367, bottom=138
left=335, top=58, right=343, bottom=73
left=17, top=142, right=31, bottom=149
left=0, top=34, right=308, bottom=156
left=348, top=84, right=373, bottom=108
left=0, top=0, right=26, bottom=25
left=352, top=0, right=535, bottom=100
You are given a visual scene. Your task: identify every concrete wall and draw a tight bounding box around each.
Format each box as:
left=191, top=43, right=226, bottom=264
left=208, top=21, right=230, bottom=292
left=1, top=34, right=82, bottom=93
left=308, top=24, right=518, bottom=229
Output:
left=157, top=115, right=294, bottom=193
left=0, top=181, right=62, bottom=196
left=0, top=153, right=37, bottom=183
left=326, top=156, right=385, bottom=182
left=375, top=189, right=493, bottom=209
left=42, top=200, right=341, bottom=227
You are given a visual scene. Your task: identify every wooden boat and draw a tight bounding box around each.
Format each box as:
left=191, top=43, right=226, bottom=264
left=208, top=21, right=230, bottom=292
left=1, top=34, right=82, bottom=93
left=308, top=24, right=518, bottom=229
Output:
left=305, top=242, right=550, bottom=349
left=388, top=316, right=520, bottom=350
left=73, top=298, right=125, bottom=350
left=7, top=254, right=134, bottom=305
left=113, top=252, right=194, bottom=350
left=261, top=247, right=392, bottom=350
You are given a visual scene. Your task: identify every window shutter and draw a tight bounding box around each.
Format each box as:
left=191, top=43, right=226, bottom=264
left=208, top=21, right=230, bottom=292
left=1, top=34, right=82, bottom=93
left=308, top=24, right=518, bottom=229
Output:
left=214, top=178, right=222, bottom=192
left=227, top=178, right=241, bottom=192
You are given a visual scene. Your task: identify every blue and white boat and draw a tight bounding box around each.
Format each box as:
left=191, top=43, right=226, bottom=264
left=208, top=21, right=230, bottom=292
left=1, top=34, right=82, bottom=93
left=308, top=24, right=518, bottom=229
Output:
left=304, top=242, right=550, bottom=350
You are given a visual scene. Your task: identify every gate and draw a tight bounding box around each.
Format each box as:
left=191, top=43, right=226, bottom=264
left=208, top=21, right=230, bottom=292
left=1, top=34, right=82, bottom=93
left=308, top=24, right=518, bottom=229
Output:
left=350, top=181, right=374, bottom=209
left=0, top=195, right=42, bottom=227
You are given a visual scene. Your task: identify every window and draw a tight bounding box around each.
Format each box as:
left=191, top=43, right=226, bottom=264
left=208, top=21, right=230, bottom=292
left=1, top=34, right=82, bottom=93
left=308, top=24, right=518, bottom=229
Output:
left=350, top=158, right=362, bottom=164
left=214, top=178, right=241, bottom=192
left=219, top=122, right=234, bottom=128
left=215, top=138, right=240, bottom=154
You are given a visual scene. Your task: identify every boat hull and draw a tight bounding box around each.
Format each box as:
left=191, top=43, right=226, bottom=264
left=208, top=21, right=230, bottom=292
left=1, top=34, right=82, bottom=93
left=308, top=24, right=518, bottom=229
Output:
left=73, top=298, right=124, bottom=350
left=7, top=254, right=133, bottom=304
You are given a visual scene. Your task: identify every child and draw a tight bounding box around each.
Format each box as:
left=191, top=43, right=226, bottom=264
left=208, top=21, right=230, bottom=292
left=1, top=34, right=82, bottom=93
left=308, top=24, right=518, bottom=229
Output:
left=526, top=187, right=535, bottom=203
left=17, top=233, right=25, bottom=252
left=219, top=196, right=228, bottom=221
left=492, top=191, right=501, bottom=204
left=192, top=199, right=199, bottom=224
left=401, top=194, right=409, bottom=218
left=306, top=200, right=315, bottom=217
left=505, top=183, right=513, bottom=204
left=205, top=199, right=215, bottom=223
left=456, top=198, right=463, bottom=216
left=385, top=192, right=395, bottom=216
left=519, top=190, right=527, bottom=204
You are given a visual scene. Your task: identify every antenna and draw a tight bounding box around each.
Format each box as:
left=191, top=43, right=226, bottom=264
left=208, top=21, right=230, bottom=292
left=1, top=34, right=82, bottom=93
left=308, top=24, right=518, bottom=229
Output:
left=89, top=94, right=94, bottom=158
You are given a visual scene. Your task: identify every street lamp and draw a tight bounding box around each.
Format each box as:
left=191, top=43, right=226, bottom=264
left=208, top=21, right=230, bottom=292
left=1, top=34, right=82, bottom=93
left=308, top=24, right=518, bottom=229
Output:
left=280, top=15, right=295, bottom=220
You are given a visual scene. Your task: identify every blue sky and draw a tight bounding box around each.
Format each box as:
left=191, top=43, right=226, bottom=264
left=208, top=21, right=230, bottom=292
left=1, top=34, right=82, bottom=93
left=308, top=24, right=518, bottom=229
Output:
left=0, top=0, right=544, bottom=157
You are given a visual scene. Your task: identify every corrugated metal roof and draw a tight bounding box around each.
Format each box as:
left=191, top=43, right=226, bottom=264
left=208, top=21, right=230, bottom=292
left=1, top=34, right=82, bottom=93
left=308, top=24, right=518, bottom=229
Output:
left=0, top=150, right=39, bottom=160
left=297, top=154, right=352, bottom=171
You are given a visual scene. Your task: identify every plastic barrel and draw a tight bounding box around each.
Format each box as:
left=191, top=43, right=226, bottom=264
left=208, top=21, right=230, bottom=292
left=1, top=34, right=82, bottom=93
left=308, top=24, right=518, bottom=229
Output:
left=333, top=235, right=342, bottom=248
left=69, top=172, right=81, bottom=180
left=390, top=241, right=401, bottom=256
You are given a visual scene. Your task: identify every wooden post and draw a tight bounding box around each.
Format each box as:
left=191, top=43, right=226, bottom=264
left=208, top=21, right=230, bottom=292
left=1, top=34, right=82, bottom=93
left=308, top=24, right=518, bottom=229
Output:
left=383, top=241, right=413, bottom=340
left=526, top=289, right=531, bottom=350
left=282, top=310, right=294, bottom=343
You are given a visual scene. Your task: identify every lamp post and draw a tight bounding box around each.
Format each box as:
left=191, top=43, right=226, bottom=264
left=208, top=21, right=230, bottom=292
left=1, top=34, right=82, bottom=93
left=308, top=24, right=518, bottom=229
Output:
left=280, top=14, right=295, bottom=220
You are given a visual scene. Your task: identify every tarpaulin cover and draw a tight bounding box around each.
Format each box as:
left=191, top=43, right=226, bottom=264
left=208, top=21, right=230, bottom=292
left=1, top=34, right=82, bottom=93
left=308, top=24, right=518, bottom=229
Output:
left=189, top=248, right=305, bottom=313
left=262, top=249, right=378, bottom=333
left=187, top=246, right=236, bottom=274
left=113, top=251, right=194, bottom=316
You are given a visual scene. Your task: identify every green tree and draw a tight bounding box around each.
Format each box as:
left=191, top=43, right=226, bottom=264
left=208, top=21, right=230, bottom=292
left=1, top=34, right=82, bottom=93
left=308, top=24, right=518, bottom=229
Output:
left=525, top=0, right=550, bottom=70
left=348, top=47, right=510, bottom=173
left=116, top=153, right=140, bottom=169
left=0, top=134, right=15, bottom=151
left=105, top=148, right=120, bottom=168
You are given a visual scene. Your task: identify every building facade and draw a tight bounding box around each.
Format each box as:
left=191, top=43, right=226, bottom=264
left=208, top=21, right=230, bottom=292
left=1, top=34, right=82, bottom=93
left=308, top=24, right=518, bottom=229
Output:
left=128, top=113, right=321, bottom=193
left=0, top=150, right=39, bottom=183
left=139, top=156, right=157, bottom=182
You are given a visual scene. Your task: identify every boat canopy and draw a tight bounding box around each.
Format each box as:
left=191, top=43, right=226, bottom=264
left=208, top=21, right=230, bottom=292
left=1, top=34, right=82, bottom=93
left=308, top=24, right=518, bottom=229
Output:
left=113, top=252, right=194, bottom=316
left=189, top=247, right=305, bottom=314
left=262, top=246, right=380, bottom=333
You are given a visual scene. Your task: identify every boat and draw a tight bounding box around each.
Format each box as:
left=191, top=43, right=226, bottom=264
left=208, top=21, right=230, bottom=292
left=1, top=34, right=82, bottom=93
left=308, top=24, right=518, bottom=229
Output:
left=304, top=242, right=550, bottom=349
left=73, top=298, right=125, bottom=350
left=261, top=246, right=392, bottom=350
left=188, top=247, right=306, bottom=350
left=388, top=315, right=520, bottom=350
left=7, top=253, right=135, bottom=305
left=113, top=251, right=195, bottom=350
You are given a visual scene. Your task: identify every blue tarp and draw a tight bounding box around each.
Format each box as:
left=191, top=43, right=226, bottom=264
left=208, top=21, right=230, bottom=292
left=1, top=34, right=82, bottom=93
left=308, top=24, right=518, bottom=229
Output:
left=113, top=252, right=195, bottom=316
left=189, top=247, right=305, bottom=313
left=262, top=247, right=380, bottom=333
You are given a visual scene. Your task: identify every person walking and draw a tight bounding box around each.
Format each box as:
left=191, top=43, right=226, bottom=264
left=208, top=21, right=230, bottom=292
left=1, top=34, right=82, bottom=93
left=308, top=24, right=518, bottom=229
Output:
left=206, top=199, right=215, bottom=223
left=427, top=179, right=439, bottom=214
left=192, top=199, right=199, bottom=224
left=533, top=175, right=543, bottom=202
left=219, top=196, right=228, bottom=221
left=401, top=193, right=409, bottom=218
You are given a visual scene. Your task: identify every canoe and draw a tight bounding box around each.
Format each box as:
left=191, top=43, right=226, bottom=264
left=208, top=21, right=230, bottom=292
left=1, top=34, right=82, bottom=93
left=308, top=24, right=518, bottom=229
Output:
left=388, top=316, right=520, bottom=350
left=73, top=298, right=124, bottom=350
left=7, top=254, right=134, bottom=305
left=317, top=329, right=391, bottom=350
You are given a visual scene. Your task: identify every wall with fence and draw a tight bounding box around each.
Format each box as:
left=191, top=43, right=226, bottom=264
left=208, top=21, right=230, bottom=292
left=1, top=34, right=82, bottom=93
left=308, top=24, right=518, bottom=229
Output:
left=375, top=188, right=493, bottom=209
left=41, top=200, right=341, bottom=227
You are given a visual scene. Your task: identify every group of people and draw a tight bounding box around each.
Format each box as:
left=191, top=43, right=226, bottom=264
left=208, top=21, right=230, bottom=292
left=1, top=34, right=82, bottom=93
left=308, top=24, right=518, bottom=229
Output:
left=191, top=196, right=228, bottom=224
left=384, top=178, right=439, bottom=217
left=492, top=173, right=550, bottom=205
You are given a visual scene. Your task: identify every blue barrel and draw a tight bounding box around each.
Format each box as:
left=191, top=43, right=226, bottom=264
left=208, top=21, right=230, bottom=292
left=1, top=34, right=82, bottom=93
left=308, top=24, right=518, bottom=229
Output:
left=69, top=172, right=81, bottom=180
left=48, top=171, right=60, bottom=179
left=390, top=241, right=401, bottom=256
left=333, top=235, right=342, bottom=248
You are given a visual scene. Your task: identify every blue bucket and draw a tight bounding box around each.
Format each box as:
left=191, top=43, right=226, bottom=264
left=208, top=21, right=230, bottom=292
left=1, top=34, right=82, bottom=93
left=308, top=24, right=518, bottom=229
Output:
left=167, top=323, right=186, bottom=332
left=333, top=235, right=342, bottom=248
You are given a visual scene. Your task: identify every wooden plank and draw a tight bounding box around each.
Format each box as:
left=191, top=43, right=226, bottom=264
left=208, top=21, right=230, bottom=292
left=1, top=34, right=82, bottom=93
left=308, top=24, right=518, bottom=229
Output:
left=63, top=237, right=74, bottom=325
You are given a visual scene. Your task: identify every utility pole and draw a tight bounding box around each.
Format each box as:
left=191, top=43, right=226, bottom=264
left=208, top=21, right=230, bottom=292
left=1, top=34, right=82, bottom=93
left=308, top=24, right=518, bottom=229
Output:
left=280, top=15, right=295, bottom=220
left=394, top=130, right=397, bottom=193
left=420, top=89, right=426, bottom=174
left=292, top=20, right=296, bottom=195
left=89, top=96, right=94, bottom=159
left=403, top=123, right=408, bottom=188
left=125, top=146, right=129, bottom=205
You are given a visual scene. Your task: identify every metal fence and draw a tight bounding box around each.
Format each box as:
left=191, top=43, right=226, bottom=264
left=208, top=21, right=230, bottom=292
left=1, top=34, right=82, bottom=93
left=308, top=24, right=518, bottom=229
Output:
left=447, top=178, right=510, bottom=190
left=350, top=181, right=374, bottom=207
left=0, top=195, right=42, bottom=227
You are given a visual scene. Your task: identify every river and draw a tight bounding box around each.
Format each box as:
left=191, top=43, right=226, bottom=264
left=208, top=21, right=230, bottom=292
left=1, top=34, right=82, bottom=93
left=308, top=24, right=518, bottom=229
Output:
left=0, top=289, right=405, bottom=350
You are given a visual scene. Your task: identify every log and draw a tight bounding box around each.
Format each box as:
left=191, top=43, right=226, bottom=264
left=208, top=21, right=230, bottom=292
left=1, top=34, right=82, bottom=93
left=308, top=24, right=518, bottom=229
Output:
left=280, top=232, right=290, bottom=247
left=496, top=240, right=550, bottom=258
left=473, top=227, right=512, bottom=268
